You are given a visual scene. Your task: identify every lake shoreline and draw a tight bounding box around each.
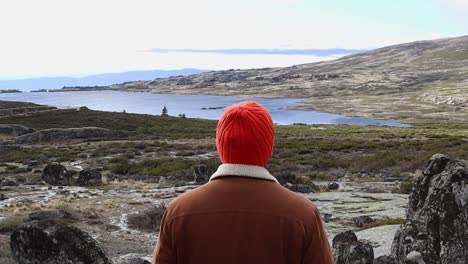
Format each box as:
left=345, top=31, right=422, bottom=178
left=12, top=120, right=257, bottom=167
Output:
left=0, top=90, right=410, bottom=127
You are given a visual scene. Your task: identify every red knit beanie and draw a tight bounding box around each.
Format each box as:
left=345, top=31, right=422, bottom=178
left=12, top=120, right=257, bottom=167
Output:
left=216, top=101, right=274, bottom=167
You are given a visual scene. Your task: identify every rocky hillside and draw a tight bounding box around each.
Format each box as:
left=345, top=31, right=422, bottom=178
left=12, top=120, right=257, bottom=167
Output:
left=112, top=35, right=468, bottom=125
left=0, top=101, right=57, bottom=118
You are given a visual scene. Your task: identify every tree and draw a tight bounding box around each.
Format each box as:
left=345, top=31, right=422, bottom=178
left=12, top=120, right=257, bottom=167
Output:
left=178, top=113, right=186, bottom=118
left=161, top=106, right=168, bottom=116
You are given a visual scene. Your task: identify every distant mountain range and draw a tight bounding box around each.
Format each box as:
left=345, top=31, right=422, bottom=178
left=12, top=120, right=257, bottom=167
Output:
left=113, top=35, right=468, bottom=125
left=0, top=69, right=206, bottom=92
left=149, top=48, right=367, bottom=56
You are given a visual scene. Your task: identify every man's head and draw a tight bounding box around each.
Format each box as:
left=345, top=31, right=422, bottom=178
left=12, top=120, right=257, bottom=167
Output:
left=216, top=101, right=274, bottom=167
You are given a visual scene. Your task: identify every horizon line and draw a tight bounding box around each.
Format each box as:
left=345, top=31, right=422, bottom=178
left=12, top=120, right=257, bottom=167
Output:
left=148, top=48, right=368, bottom=56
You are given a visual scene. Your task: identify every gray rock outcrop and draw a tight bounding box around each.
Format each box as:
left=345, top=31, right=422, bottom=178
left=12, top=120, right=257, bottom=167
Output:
left=0, top=124, right=36, bottom=136
left=276, top=172, right=296, bottom=185
left=126, top=203, right=166, bottom=231
left=26, top=210, right=79, bottom=223
left=328, top=182, right=340, bottom=190
left=286, top=183, right=318, bottom=193
left=373, top=256, right=397, bottom=264
left=390, top=154, right=468, bottom=264
left=10, top=220, right=112, bottom=264
left=332, top=230, right=374, bottom=264
left=353, top=215, right=375, bottom=228
left=42, top=162, right=72, bottom=186
left=193, top=164, right=215, bottom=184
left=15, top=127, right=111, bottom=144
left=0, top=178, right=19, bottom=187
left=76, top=169, right=103, bottom=186
left=123, top=258, right=151, bottom=264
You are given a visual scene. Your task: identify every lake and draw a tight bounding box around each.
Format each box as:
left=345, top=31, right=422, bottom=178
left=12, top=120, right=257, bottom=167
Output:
left=0, top=91, right=409, bottom=126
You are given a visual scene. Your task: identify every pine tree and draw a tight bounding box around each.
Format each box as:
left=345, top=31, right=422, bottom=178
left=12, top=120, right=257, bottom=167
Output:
left=162, top=106, right=168, bottom=116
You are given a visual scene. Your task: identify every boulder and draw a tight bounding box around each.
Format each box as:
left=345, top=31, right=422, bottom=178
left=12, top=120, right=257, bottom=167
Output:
left=286, top=183, right=317, bottom=193
left=126, top=203, right=166, bottom=231
left=373, top=256, right=397, bottom=264
left=328, top=182, right=340, bottom=190
left=41, top=162, right=72, bottom=186
left=26, top=210, right=79, bottom=223
left=0, top=178, right=18, bottom=187
left=15, top=127, right=112, bottom=144
left=332, top=230, right=374, bottom=264
left=353, top=215, right=375, bottom=228
left=193, top=164, right=215, bottom=184
left=0, top=124, right=36, bottom=136
left=28, top=160, right=40, bottom=167
left=323, top=213, right=334, bottom=223
left=276, top=172, right=296, bottom=185
left=390, top=154, right=468, bottom=264
left=123, top=258, right=151, bottom=264
left=10, top=220, right=112, bottom=264
left=76, top=169, right=103, bottom=186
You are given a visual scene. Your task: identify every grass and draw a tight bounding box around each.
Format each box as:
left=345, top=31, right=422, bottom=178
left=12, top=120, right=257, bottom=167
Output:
left=0, top=216, right=25, bottom=233
left=0, top=101, right=43, bottom=110
left=413, top=49, right=468, bottom=63
left=361, top=218, right=405, bottom=229
left=0, top=108, right=217, bottom=140
left=0, top=108, right=467, bottom=180
left=110, top=157, right=220, bottom=177
left=399, top=181, right=413, bottom=194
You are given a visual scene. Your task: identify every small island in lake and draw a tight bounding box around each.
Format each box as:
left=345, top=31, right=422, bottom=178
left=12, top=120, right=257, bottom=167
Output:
left=0, top=89, right=21, bottom=93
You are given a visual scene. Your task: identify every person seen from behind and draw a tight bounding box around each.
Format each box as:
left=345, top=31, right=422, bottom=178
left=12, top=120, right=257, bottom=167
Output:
left=153, top=101, right=334, bottom=264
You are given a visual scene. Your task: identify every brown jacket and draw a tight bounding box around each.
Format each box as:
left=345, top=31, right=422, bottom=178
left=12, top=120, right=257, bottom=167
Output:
left=153, top=166, right=333, bottom=264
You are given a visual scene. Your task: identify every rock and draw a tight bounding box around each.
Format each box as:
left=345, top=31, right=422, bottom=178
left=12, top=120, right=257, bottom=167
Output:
left=41, top=162, right=72, bottom=186
left=15, top=127, right=112, bottom=144
left=332, top=230, right=374, bottom=264
left=16, top=176, right=26, bottom=183
left=0, top=178, right=18, bottom=186
left=0, top=124, right=36, bottom=136
left=26, top=210, right=79, bottom=223
left=103, top=224, right=121, bottom=232
left=28, top=160, right=40, bottom=167
left=76, top=169, right=103, bottom=186
left=126, top=203, right=166, bottom=231
left=323, top=213, right=334, bottom=222
left=353, top=215, right=376, bottom=228
left=193, top=164, right=215, bottom=184
left=0, top=144, right=20, bottom=152
left=123, top=258, right=151, bottom=264
left=0, top=193, right=6, bottom=200
left=10, top=220, right=112, bottom=264
left=276, top=172, right=296, bottom=185
left=328, top=182, right=340, bottom=190
left=391, top=154, right=468, bottom=264
left=373, top=255, right=397, bottom=264
left=287, top=183, right=317, bottom=193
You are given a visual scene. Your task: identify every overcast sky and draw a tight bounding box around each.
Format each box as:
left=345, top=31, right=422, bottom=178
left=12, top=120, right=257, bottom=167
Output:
left=0, top=0, right=466, bottom=79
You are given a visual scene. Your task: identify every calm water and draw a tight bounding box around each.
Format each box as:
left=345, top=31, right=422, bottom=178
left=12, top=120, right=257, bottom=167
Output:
left=0, top=91, right=408, bottom=126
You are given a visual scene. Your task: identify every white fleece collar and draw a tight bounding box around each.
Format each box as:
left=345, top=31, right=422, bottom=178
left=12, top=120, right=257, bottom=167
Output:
left=209, top=163, right=279, bottom=183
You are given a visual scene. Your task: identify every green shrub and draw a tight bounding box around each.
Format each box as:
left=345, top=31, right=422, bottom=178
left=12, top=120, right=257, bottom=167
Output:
left=399, top=181, right=413, bottom=194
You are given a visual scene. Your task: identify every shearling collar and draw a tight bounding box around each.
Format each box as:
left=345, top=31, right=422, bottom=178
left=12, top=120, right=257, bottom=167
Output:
left=209, top=163, right=279, bottom=183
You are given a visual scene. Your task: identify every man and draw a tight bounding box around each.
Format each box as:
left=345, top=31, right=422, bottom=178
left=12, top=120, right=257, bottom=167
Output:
left=153, top=101, right=333, bottom=264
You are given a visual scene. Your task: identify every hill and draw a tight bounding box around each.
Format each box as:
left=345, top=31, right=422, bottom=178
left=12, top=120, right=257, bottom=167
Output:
left=0, top=69, right=205, bottom=92
left=112, top=36, right=468, bottom=125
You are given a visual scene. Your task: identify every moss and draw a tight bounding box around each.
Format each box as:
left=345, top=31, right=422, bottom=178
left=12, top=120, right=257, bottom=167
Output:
left=362, top=218, right=405, bottom=229
left=399, top=181, right=413, bottom=194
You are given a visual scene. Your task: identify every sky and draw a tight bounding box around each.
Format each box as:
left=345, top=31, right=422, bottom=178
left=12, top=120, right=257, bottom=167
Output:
left=0, top=0, right=467, bottom=79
